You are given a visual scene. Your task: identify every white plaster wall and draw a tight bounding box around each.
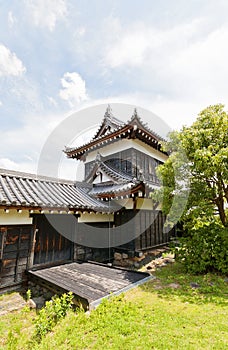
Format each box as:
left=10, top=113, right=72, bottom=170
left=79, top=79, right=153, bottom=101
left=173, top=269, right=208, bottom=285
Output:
left=78, top=212, right=114, bottom=223
left=85, top=139, right=167, bottom=164
left=93, top=171, right=112, bottom=184
left=115, top=198, right=134, bottom=209
left=135, top=199, right=162, bottom=210
left=0, top=209, right=33, bottom=225
left=136, top=198, right=154, bottom=210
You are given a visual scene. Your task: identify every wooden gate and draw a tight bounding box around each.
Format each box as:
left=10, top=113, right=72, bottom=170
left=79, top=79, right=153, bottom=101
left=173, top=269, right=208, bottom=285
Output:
left=0, top=225, right=33, bottom=290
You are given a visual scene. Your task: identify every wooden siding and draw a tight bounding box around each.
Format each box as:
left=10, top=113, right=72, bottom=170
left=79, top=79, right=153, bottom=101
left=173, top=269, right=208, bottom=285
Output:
left=33, top=215, right=73, bottom=266
left=85, top=148, right=161, bottom=184
left=114, top=209, right=171, bottom=252
left=135, top=210, right=172, bottom=250
left=0, top=225, right=34, bottom=290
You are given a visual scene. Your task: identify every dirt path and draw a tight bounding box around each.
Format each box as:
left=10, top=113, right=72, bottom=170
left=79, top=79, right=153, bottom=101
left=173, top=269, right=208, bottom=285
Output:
left=0, top=293, right=27, bottom=316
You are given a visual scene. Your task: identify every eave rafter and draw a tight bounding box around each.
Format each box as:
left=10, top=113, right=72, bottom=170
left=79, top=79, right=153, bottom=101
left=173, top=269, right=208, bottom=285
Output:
left=93, top=182, right=145, bottom=200
left=64, top=116, right=166, bottom=160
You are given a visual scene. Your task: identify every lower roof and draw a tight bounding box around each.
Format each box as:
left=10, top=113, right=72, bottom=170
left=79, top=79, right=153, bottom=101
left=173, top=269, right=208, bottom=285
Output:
left=28, top=261, right=151, bottom=307
left=0, top=168, right=119, bottom=213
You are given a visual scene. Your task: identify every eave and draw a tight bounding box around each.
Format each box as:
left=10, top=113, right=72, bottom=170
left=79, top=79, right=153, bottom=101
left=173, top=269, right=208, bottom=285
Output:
left=64, top=122, right=166, bottom=160
left=0, top=169, right=120, bottom=214
left=90, top=182, right=145, bottom=200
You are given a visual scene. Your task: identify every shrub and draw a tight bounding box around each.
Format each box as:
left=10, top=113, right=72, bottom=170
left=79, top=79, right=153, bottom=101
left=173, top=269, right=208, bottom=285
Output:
left=34, top=292, right=74, bottom=340
left=175, top=221, right=228, bottom=274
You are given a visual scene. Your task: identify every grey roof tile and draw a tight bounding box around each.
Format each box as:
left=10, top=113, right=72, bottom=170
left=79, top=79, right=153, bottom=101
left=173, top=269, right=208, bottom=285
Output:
left=0, top=168, right=119, bottom=212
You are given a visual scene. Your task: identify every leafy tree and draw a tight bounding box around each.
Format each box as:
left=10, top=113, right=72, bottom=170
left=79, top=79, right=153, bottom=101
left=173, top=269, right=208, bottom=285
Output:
left=155, top=104, right=228, bottom=273
left=157, top=103, right=228, bottom=228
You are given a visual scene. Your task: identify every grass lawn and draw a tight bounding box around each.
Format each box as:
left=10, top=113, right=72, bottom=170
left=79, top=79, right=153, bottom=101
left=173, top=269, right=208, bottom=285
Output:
left=0, top=301, right=36, bottom=350
left=0, top=262, right=227, bottom=350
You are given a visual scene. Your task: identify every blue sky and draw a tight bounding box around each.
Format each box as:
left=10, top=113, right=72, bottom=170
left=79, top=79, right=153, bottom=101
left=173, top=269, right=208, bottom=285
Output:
left=0, top=0, right=228, bottom=178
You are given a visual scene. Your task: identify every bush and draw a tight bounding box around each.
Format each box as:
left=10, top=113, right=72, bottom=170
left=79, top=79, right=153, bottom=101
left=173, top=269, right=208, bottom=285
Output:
left=175, top=221, right=228, bottom=274
left=34, top=292, right=74, bottom=340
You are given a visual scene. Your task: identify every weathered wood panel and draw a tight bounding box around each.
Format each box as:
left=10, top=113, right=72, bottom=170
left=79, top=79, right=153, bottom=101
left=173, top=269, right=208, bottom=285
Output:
left=33, top=215, right=73, bottom=266
left=134, top=210, right=172, bottom=250
left=0, top=225, right=33, bottom=289
left=28, top=261, right=150, bottom=306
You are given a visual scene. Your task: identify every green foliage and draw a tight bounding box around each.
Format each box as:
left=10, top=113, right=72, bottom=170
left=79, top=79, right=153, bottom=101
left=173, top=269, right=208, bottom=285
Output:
left=175, top=221, right=228, bottom=274
left=154, top=104, right=228, bottom=274
left=6, top=330, right=18, bottom=350
left=34, top=292, right=74, bottom=340
left=1, top=272, right=228, bottom=349
left=155, top=104, right=228, bottom=227
left=26, top=289, right=32, bottom=302
left=34, top=276, right=228, bottom=350
left=0, top=304, right=36, bottom=350
left=147, top=261, right=228, bottom=306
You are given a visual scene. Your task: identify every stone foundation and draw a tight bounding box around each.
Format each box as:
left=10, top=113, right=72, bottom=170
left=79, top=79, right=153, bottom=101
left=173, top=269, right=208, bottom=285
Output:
left=27, top=280, right=56, bottom=309
left=113, top=246, right=171, bottom=269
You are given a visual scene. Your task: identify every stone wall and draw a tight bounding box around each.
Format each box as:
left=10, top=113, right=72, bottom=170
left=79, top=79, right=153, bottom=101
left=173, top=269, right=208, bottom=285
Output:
left=113, top=246, right=170, bottom=269
left=27, top=280, right=56, bottom=309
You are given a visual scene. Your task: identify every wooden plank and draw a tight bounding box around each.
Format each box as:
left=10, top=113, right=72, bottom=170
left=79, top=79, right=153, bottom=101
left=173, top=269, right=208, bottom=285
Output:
left=1, top=264, right=27, bottom=278
left=28, top=262, right=149, bottom=303
left=61, top=267, right=129, bottom=290
left=31, top=270, right=105, bottom=301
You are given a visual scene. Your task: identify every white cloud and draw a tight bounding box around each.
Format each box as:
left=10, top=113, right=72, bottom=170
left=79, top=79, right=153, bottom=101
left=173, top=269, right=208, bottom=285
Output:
left=104, top=18, right=204, bottom=69
left=165, top=25, right=228, bottom=99
left=0, top=157, right=39, bottom=174
left=76, top=27, right=86, bottom=37
left=0, top=110, right=71, bottom=175
left=24, top=0, right=67, bottom=31
left=0, top=158, right=21, bottom=171
left=59, top=72, right=88, bottom=107
left=47, top=96, right=58, bottom=107
left=0, top=101, right=2, bottom=106
left=102, top=17, right=228, bottom=104
left=104, top=26, right=149, bottom=68
left=0, top=44, right=26, bottom=77
left=8, top=11, right=16, bottom=28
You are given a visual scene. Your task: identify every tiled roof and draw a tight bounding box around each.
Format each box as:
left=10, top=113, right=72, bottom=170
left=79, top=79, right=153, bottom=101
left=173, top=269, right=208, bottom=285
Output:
left=145, top=181, right=160, bottom=190
left=65, top=108, right=166, bottom=160
left=100, top=162, right=133, bottom=182
left=89, top=181, right=141, bottom=197
left=85, top=159, right=133, bottom=184
left=0, top=169, right=119, bottom=212
left=89, top=180, right=159, bottom=198
left=93, top=105, right=125, bottom=139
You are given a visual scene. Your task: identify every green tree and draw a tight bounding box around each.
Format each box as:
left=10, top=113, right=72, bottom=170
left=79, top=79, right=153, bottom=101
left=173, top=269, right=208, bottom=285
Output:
left=157, top=104, right=228, bottom=228
left=155, top=104, right=228, bottom=273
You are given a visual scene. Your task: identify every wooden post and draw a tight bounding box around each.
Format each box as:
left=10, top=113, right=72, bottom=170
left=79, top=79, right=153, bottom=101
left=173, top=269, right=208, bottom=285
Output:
left=28, top=226, right=37, bottom=269
left=0, top=227, right=6, bottom=260
left=14, top=228, right=21, bottom=282
left=73, top=242, right=77, bottom=261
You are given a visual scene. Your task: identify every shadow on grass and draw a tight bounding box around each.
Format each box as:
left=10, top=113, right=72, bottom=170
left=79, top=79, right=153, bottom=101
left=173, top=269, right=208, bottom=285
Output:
left=139, top=262, right=228, bottom=306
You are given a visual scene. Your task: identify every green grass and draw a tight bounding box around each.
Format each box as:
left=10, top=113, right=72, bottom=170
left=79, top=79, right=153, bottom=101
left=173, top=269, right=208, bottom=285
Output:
left=0, top=304, right=36, bottom=350
left=141, top=262, right=228, bottom=305
left=0, top=263, right=228, bottom=350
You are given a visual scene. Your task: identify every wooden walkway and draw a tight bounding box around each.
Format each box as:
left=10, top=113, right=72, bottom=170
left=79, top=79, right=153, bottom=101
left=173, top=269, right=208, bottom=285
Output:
left=28, top=261, right=152, bottom=309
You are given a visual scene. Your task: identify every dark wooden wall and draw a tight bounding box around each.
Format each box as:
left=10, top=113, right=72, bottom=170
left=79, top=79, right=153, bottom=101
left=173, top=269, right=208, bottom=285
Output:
left=0, top=210, right=173, bottom=292
left=33, top=215, right=73, bottom=266
left=134, top=210, right=171, bottom=250
left=85, top=148, right=161, bottom=184
left=0, top=225, right=34, bottom=291
left=114, top=209, right=172, bottom=252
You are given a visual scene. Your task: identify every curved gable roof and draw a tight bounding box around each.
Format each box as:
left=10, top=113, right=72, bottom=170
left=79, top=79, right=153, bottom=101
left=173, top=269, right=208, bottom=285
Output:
left=93, top=105, right=125, bottom=140
left=64, top=107, right=166, bottom=160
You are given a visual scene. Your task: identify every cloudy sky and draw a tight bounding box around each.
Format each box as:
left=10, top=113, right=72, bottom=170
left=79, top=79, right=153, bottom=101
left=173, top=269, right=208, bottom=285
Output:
left=0, top=0, right=228, bottom=178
